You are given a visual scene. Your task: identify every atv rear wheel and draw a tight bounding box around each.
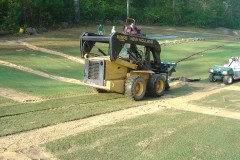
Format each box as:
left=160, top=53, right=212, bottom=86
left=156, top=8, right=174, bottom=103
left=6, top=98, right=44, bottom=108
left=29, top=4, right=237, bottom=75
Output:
left=148, top=74, right=166, bottom=97
left=223, top=76, right=233, bottom=85
left=125, top=75, right=146, bottom=101
left=209, top=73, right=217, bottom=82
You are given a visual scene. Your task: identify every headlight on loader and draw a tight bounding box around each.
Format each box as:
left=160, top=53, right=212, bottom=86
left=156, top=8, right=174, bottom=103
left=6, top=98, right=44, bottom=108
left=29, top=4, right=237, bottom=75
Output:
left=209, top=68, right=214, bottom=73
left=222, top=71, right=228, bottom=75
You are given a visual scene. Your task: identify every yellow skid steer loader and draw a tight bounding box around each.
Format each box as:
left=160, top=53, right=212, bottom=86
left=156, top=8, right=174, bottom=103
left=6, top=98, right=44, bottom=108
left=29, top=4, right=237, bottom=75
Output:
left=80, top=32, right=176, bottom=100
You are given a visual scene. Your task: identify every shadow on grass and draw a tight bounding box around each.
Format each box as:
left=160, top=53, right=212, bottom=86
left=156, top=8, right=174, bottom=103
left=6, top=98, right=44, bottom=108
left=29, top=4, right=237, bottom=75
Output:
left=166, top=84, right=203, bottom=97
left=232, top=79, right=240, bottom=86
left=144, top=83, right=203, bottom=101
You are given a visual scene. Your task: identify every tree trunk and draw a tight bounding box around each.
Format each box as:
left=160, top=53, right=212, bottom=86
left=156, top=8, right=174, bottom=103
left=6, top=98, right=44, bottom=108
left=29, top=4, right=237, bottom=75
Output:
left=127, top=0, right=129, bottom=18
left=74, top=0, right=80, bottom=24
left=173, top=0, right=177, bottom=24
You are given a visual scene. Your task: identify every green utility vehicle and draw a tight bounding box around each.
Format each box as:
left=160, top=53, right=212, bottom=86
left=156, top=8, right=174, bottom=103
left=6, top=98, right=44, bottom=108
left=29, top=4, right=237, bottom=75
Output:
left=209, top=57, right=240, bottom=85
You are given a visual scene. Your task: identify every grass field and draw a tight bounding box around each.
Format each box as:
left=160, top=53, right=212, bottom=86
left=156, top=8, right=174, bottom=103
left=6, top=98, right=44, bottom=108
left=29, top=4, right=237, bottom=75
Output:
left=0, top=66, right=91, bottom=98
left=45, top=109, right=240, bottom=160
left=0, top=25, right=240, bottom=159
left=0, top=44, right=84, bottom=79
left=162, top=40, right=240, bottom=79
left=0, top=94, right=146, bottom=136
left=193, top=90, right=240, bottom=111
left=0, top=96, right=16, bottom=107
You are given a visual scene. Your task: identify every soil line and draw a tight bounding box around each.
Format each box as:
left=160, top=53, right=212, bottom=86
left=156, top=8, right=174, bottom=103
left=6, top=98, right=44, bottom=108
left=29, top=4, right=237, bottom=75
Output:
left=0, top=60, right=84, bottom=85
left=20, top=42, right=85, bottom=64
left=0, top=87, right=42, bottom=103
left=4, top=40, right=84, bottom=64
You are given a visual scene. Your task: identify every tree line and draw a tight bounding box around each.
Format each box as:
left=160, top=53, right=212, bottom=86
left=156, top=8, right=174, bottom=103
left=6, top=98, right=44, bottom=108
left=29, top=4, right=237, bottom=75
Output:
left=0, top=0, right=239, bottom=31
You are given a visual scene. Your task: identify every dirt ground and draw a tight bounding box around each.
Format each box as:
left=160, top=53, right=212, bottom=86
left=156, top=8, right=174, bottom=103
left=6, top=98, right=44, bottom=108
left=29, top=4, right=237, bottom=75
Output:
left=0, top=40, right=240, bottom=160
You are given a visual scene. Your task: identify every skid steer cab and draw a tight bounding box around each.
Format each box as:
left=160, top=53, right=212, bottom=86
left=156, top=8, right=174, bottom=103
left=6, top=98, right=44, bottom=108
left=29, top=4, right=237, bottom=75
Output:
left=80, top=32, right=176, bottom=101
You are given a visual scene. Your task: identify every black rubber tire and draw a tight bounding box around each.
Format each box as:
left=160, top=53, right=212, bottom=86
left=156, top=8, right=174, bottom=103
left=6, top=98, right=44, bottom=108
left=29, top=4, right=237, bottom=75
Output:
left=223, top=76, right=233, bottom=85
left=125, top=75, right=146, bottom=101
left=148, top=74, right=166, bottom=97
left=209, top=73, right=217, bottom=82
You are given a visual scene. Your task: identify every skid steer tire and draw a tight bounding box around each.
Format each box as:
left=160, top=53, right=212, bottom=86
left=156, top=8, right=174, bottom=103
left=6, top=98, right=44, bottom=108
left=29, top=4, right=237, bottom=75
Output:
left=223, top=75, right=233, bottom=85
left=125, top=75, right=146, bottom=101
left=209, top=73, right=217, bottom=82
left=148, top=74, right=166, bottom=97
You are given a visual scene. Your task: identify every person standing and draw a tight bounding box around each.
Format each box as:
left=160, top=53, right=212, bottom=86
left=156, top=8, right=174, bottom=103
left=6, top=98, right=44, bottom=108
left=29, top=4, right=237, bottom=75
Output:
left=111, top=26, right=116, bottom=34
left=97, top=24, right=104, bottom=35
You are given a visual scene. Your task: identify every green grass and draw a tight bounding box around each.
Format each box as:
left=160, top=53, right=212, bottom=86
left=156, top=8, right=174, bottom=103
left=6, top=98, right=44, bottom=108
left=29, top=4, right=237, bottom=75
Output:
left=23, top=25, right=233, bottom=58
left=23, top=27, right=240, bottom=83
left=0, top=96, right=18, bottom=107
left=1, top=26, right=240, bottom=158
left=161, top=40, right=240, bottom=79
left=192, top=90, right=240, bottom=111
left=24, top=27, right=102, bottom=58
left=166, top=84, right=203, bottom=97
left=232, top=79, right=240, bottom=87
left=0, top=65, right=150, bottom=136
left=0, top=93, right=125, bottom=117
left=27, top=37, right=81, bottom=57
left=44, top=109, right=240, bottom=160
left=0, top=44, right=84, bottom=79
left=0, top=94, right=147, bottom=136
left=0, top=66, right=92, bottom=98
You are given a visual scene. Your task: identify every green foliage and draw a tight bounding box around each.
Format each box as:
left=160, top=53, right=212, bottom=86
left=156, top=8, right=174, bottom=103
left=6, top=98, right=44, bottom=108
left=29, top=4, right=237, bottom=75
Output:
left=0, top=0, right=74, bottom=30
left=79, top=0, right=126, bottom=23
left=1, top=0, right=240, bottom=31
left=0, top=0, right=20, bottom=30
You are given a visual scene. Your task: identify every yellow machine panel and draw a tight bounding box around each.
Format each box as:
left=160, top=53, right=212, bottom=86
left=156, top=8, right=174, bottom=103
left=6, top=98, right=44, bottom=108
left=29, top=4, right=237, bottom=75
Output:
left=105, top=60, right=128, bottom=80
